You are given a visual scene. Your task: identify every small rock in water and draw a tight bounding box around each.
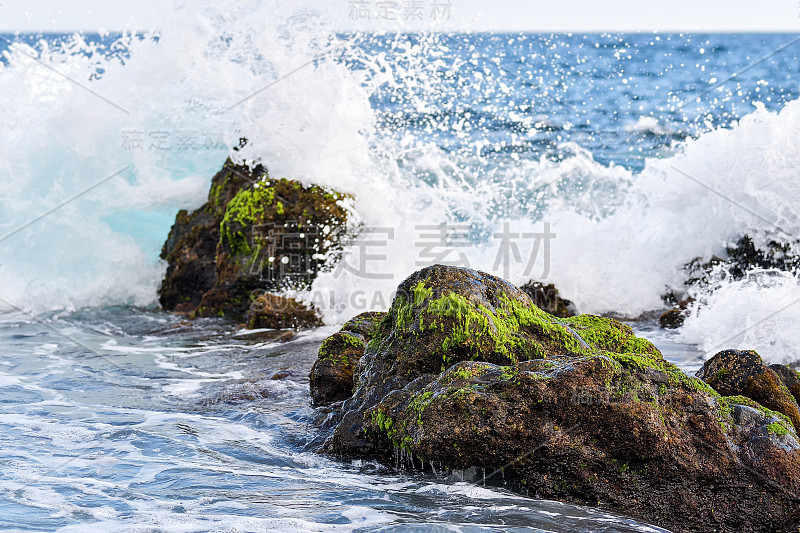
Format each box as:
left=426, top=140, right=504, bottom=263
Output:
left=309, top=312, right=385, bottom=406
left=245, top=294, right=322, bottom=330
left=278, top=331, right=296, bottom=343
left=697, top=349, right=800, bottom=432
left=658, top=297, right=693, bottom=329
left=518, top=281, right=576, bottom=318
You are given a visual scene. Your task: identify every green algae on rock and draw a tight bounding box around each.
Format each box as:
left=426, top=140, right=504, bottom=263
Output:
left=159, top=159, right=255, bottom=313
left=697, top=349, right=800, bottom=433
left=218, top=176, right=350, bottom=263
left=311, top=265, right=800, bottom=533
left=159, top=158, right=352, bottom=326
left=310, top=312, right=385, bottom=406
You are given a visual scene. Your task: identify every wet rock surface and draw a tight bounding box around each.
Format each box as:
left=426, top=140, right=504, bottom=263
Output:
left=244, top=293, right=323, bottom=330
left=158, top=160, right=251, bottom=312
left=518, top=281, right=576, bottom=318
left=309, top=312, right=385, bottom=406
left=772, top=364, right=800, bottom=406
left=311, top=265, right=800, bottom=533
left=658, top=297, right=693, bottom=329
left=159, top=158, right=350, bottom=327
left=697, top=349, right=800, bottom=432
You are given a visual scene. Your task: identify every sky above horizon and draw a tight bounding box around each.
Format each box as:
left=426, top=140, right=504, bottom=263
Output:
left=1, top=0, right=799, bottom=33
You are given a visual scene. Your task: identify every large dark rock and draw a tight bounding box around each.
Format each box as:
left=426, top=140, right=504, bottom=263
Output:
left=311, top=265, right=800, bottom=533
left=159, top=158, right=351, bottom=326
left=159, top=159, right=253, bottom=312
left=697, top=349, right=800, bottom=432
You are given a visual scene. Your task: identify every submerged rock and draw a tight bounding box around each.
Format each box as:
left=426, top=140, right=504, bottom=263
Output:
left=659, top=235, right=800, bottom=330
left=159, top=158, right=351, bottom=326
left=724, top=235, right=800, bottom=280
left=658, top=308, right=684, bottom=328
left=311, top=265, right=800, bottom=533
left=658, top=297, right=693, bottom=329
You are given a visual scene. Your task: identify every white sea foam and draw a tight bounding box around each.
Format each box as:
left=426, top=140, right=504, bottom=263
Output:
left=624, top=116, right=673, bottom=135
left=678, top=270, right=800, bottom=364
left=1, top=1, right=799, bottom=365
left=0, top=0, right=372, bottom=313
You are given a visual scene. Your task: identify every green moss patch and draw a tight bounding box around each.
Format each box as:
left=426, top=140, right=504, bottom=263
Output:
left=722, top=394, right=795, bottom=435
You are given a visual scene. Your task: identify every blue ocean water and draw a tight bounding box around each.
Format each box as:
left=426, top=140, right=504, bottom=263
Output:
left=359, top=32, right=800, bottom=170
left=1, top=24, right=799, bottom=531
left=4, top=31, right=799, bottom=172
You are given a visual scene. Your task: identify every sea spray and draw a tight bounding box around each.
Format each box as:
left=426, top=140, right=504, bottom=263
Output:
left=2, top=12, right=800, bottom=367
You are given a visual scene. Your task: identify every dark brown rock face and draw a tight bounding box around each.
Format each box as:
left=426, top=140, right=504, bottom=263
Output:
left=658, top=308, right=685, bottom=328
left=310, top=265, right=800, bottom=533
left=697, top=349, right=800, bottom=432
left=309, top=312, right=385, bottom=406
left=518, top=280, right=576, bottom=318
left=159, top=158, right=351, bottom=326
left=159, top=160, right=253, bottom=312
left=771, top=364, right=800, bottom=407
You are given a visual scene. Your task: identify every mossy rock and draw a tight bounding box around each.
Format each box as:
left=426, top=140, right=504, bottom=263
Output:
left=363, top=266, right=662, bottom=383
left=159, top=158, right=352, bottom=325
left=218, top=177, right=349, bottom=263
left=310, top=312, right=385, bottom=406
left=313, top=265, right=800, bottom=533
left=159, top=159, right=256, bottom=311
left=697, top=349, right=800, bottom=432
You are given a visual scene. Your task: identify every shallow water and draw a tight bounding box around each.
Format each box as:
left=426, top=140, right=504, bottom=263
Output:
left=0, top=307, right=690, bottom=532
